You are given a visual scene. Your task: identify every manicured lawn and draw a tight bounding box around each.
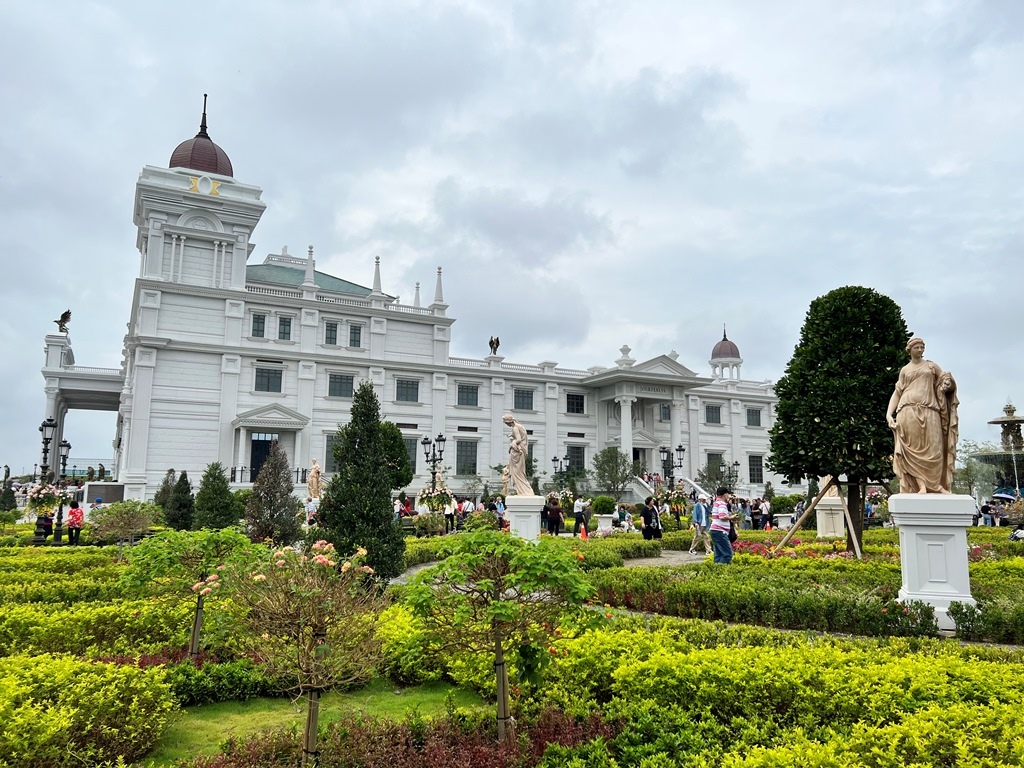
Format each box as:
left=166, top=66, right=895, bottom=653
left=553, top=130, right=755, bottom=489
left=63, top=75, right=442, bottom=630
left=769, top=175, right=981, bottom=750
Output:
left=140, top=678, right=486, bottom=767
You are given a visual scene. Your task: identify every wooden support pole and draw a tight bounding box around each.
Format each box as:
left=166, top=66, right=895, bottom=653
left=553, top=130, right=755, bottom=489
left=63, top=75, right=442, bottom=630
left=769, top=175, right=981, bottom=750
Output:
left=773, top=477, right=835, bottom=552
left=835, top=483, right=863, bottom=560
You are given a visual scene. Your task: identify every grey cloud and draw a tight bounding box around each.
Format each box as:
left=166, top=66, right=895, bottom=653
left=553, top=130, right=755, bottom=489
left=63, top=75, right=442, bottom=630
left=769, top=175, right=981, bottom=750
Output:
left=432, top=178, right=613, bottom=266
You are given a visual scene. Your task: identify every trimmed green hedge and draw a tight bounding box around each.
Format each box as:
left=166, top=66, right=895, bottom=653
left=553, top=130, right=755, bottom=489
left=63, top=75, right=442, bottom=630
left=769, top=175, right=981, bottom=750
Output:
left=0, top=653, right=176, bottom=766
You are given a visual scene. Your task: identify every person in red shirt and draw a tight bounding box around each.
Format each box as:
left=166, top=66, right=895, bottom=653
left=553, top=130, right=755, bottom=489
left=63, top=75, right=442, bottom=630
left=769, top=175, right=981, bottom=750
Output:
left=66, top=500, right=84, bottom=545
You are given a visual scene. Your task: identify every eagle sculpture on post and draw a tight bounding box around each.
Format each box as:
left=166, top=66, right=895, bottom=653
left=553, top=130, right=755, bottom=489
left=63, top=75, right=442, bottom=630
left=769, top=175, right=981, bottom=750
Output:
left=488, top=336, right=500, bottom=355
left=53, top=309, right=71, bottom=334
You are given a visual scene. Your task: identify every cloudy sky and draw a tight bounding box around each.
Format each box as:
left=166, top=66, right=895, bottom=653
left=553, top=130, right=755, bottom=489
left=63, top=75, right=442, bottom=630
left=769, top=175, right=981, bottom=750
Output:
left=2, top=0, right=1022, bottom=474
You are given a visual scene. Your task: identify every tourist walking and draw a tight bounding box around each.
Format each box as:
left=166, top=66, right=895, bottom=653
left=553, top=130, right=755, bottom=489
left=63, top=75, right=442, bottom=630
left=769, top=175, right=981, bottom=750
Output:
left=641, top=496, right=664, bottom=540
left=66, top=500, right=84, bottom=545
left=710, top=487, right=737, bottom=564
left=689, top=494, right=712, bottom=554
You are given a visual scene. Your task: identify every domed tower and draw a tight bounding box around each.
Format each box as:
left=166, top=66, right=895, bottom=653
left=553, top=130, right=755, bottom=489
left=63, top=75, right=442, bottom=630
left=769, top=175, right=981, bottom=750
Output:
left=132, top=95, right=265, bottom=290
left=168, top=94, right=234, bottom=177
left=709, top=326, right=742, bottom=379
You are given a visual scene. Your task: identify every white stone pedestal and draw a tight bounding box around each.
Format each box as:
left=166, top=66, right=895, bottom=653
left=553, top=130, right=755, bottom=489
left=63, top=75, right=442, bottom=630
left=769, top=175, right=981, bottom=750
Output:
left=595, top=514, right=615, bottom=534
left=890, top=494, right=976, bottom=632
left=816, top=497, right=846, bottom=539
left=506, top=496, right=542, bottom=542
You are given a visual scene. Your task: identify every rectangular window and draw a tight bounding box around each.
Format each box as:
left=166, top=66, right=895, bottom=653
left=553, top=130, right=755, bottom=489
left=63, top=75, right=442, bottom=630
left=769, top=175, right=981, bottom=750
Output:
left=325, top=435, right=338, bottom=473
left=255, top=367, right=283, bottom=393
left=566, top=445, right=586, bottom=472
left=349, top=325, right=362, bottom=348
left=278, top=317, right=292, bottom=341
left=707, top=452, right=723, bottom=473
left=705, top=404, right=721, bottom=424
left=748, top=455, right=764, bottom=484
left=455, top=440, right=477, bottom=475
left=660, top=403, right=671, bottom=421
left=324, top=321, right=338, bottom=346
left=396, top=379, right=419, bottom=402
left=746, top=408, right=762, bottom=427
left=566, top=393, right=585, bottom=414
left=328, top=374, right=354, bottom=398
left=457, top=384, right=479, bottom=407
left=251, top=314, right=266, bottom=338
left=513, top=388, right=534, bottom=410
left=403, top=437, right=418, bottom=473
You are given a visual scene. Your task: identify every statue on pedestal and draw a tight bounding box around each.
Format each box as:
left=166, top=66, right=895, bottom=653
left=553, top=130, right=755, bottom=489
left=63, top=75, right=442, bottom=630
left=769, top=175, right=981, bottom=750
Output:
left=502, top=413, right=536, bottom=496
left=886, top=337, right=958, bottom=494
left=307, top=458, right=323, bottom=499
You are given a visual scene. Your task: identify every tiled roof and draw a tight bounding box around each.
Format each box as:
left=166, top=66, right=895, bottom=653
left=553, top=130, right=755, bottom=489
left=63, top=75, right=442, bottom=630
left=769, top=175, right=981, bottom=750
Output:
left=245, top=263, right=373, bottom=296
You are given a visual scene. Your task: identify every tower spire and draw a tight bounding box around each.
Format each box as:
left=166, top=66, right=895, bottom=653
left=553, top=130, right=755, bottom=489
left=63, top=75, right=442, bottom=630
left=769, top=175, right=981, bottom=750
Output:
left=197, top=93, right=210, bottom=138
left=433, top=266, right=445, bottom=304
left=372, top=256, right=383, bottom=294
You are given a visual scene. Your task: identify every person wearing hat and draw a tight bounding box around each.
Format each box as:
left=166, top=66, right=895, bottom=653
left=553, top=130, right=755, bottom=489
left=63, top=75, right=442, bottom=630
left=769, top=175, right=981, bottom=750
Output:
left=689, top=494, right=711, bottom=554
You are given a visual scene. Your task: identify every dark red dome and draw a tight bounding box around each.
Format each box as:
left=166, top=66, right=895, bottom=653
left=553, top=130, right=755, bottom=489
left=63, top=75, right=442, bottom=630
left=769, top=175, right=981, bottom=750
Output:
left=711, top=328, right=741, bottom=359
left=169, top=96, right=233, bottom=177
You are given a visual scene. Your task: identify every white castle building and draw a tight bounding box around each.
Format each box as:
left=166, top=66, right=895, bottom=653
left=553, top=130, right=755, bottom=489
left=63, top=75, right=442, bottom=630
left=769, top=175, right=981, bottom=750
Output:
left=41, top=106, right=793, bottom=502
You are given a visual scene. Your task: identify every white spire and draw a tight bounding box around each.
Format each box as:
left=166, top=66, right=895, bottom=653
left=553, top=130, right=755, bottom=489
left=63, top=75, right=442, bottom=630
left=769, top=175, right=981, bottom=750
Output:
left=301, top=244, right=316, bottom=288
left=413, top=281, right=421, bottom=308
left=372, top=256, right=383, bottom=294
left=433, top=266, right=444, bottom=304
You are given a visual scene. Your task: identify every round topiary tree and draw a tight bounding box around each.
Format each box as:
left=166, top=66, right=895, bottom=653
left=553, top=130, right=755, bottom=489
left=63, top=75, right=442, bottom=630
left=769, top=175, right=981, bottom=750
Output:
left=768, top=286, right=910, bottom=551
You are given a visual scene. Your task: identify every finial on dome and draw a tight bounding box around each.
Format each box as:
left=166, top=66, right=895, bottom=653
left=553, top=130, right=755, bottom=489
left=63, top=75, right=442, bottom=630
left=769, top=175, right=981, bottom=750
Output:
left=198, top=93, right=210, bottom=138
left=722, top=324, right=728, bottom=340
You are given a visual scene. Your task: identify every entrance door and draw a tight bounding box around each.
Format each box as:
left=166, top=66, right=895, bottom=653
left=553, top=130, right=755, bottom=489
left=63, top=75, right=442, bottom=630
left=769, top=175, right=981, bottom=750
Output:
left=633, top=448, right=644, bottom=471
left=250, top=433, right=279, bottom=482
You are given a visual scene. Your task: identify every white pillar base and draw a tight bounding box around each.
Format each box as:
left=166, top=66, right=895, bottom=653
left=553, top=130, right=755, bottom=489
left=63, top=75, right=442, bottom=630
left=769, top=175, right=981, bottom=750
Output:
left=506, top=496, right=542, bottom=542
left=816, top=497, right=846, bottom=539
left=890, top=493, right=976, bottom=632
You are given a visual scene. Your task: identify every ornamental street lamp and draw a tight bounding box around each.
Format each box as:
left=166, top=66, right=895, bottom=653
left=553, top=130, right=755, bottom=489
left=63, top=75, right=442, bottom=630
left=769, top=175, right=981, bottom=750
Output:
left=551, top=454, right=569, bottom=490
left=659, top=444, right=686, bottom=489
left=52, top=439, right=71, bottom=546
left=33, top=418, right=58, bottom=546
left=421, top=433, right=446, bottom=491
left=38, top=418, right=57, bottom=483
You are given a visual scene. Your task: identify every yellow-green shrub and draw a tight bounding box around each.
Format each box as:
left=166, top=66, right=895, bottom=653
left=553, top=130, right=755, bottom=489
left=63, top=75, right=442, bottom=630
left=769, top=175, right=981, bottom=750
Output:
left=0, top=653, right=176, bottom=766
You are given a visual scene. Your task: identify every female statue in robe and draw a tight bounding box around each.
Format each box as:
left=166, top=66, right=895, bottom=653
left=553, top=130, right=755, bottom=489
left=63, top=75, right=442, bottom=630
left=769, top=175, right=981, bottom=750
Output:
left=885, top=337, right=958, bottom=493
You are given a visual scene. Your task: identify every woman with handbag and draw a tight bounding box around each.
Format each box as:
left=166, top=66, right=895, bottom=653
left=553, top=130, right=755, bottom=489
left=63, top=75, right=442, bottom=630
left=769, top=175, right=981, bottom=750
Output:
left=710, top=487, right=739, bottom=564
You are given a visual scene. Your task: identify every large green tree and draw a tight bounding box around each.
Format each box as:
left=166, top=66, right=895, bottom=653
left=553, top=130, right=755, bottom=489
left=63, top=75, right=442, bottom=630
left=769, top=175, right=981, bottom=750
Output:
left=768, top=286, right=910, bottom=551
left=245, top=440, right=302, bottom=545
left=591, top=447, right=641, bottom=500
left=317, top=381, right=412, bottom=580
left=193, top=462, right=237, bottom=530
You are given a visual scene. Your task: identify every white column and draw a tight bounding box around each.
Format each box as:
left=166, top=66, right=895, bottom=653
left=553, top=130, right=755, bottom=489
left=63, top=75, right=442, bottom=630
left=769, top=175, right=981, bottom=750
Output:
left=237, top=427, right=247, bottom=479
left=617, top=396, right=635, bottom=459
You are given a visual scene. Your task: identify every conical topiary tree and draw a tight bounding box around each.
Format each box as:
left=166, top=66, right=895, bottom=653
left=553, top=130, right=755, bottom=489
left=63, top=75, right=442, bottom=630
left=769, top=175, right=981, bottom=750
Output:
left=193, top=462, right=237, bottom=530
left=318, top=381, right=412, bottom=580
left=245, top=440, right=302, bottom=545
left=154, top=469, right=176, bottom=511
left=163, top=471, right=195, bottom=531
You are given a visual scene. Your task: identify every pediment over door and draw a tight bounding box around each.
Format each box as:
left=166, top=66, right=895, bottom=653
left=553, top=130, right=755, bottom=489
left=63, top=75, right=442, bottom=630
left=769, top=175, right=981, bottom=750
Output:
left=232, top=403, right=310, bottom=431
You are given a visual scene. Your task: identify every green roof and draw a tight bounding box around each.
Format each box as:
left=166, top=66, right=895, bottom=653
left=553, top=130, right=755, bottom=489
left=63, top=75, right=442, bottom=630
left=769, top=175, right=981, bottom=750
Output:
left=245, top=263, right=374, bottom=296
